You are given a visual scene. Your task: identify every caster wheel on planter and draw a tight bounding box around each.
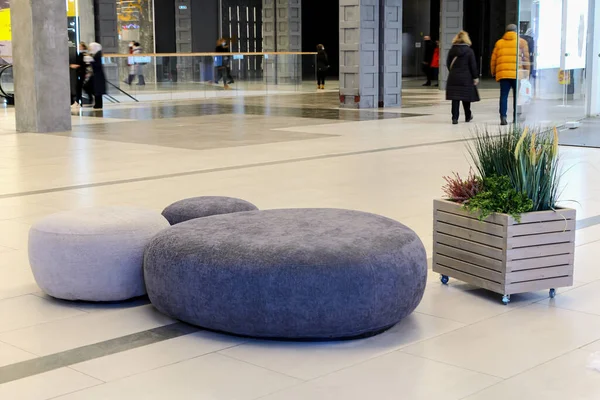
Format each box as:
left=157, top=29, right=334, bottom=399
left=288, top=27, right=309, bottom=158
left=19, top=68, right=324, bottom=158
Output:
left=502, top=295, right=511, bottom=305
left=550, top=288, right=556, bottom=299
left=440, top=275, right=449, bottom=285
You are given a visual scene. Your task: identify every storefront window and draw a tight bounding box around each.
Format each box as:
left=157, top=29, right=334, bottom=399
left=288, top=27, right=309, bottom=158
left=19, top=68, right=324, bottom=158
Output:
left=117, top=0, right=154, bottom=53
left=518, top=0, right=590, bottom=125
left=0, top=0, right=95, bottom=64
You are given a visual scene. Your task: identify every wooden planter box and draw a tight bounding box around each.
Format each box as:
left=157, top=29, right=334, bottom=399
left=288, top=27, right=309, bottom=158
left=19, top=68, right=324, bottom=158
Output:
left=433, top=199, right=575, bottom=304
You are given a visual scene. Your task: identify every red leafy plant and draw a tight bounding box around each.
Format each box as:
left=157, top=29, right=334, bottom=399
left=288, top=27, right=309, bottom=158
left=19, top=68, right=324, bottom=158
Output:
left=442, top=169, right=483, bottom=203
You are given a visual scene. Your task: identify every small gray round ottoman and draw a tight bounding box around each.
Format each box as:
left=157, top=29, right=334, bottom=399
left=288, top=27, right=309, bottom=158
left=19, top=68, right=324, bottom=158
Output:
left=145, top=209, right=427, bottom=340
left=29, top=207, right=169, bottom=302
left=161, top=196, right=258, bottom=225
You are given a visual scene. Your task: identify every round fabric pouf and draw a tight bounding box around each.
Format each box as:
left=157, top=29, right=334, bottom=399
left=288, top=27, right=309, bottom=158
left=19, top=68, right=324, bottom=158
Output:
left=161, top=196, right=258, bottom=225
left=145, top=209, right=427, bottom=340
left=29, top=207, right=170, bottom=302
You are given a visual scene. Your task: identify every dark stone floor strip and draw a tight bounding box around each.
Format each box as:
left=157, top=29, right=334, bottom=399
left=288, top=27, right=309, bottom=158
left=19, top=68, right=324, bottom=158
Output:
left=0, top=322, right=199, bottom=385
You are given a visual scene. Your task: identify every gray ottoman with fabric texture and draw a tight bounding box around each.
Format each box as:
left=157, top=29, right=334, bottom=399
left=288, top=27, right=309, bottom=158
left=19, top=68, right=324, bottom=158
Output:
left=29, top=207, right=170, bottom=302
left=144, top=208, right=427, bottom=340
left=161, top=196, right=258, bottom=225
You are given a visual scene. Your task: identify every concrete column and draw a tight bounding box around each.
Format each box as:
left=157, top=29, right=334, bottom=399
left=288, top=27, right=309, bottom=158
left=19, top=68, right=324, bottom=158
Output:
left=439, top=0, right=463, bottom=89
left=11, top=0, right=71, bottom=132
left=262, top=0, right=302, bottom=84
left=78, top=0, right=96, bottom=44
left=381, top=0, right=402, bottom=107
left=339, top=0, right=380, bottom=108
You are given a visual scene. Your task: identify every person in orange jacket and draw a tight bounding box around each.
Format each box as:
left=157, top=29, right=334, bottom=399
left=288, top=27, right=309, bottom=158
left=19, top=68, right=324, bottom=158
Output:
left=430, top=41, right=440, bottom=87
left=491, top=24, right=530, bottom=125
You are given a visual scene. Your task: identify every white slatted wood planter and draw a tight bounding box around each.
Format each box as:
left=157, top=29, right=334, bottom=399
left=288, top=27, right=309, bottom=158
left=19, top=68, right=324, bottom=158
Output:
left=433, top=199, right=575, bottom=304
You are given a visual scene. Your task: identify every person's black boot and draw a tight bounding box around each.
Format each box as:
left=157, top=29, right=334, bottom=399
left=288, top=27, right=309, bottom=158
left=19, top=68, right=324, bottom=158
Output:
left=452, top=119, right=459, bottom=125
left=501, top=117, right=508, bottom=126
left=422, top=81, right=431, bottom=87
left=466, top=114, right=473, bottom=123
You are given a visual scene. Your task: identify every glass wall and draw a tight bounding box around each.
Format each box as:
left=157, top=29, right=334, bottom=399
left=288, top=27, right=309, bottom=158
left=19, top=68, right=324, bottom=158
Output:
left=517, top=0, right=591, bottom=126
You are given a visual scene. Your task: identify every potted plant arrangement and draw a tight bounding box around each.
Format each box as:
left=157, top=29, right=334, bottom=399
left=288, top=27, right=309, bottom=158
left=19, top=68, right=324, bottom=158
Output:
left=433, top=126, right=575, bottom=304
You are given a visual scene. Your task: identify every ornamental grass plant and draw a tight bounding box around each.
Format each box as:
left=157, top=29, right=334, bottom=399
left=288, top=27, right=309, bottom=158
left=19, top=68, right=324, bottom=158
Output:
left=444, top=125, right=562, bottom=219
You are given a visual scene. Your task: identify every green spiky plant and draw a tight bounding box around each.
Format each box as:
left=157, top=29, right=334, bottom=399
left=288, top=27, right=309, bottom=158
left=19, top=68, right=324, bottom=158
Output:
left=509, top=127, right=561, bottom=211
left=466, top=126, right=561, bottom=213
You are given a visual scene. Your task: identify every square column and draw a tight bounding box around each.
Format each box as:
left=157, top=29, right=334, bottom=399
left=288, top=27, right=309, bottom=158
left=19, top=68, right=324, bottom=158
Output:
left=381, top=0, right=402, bottom=107
left=11, top=0, right=71, bottom=132
left=439, top=0, right=463, bottom=89
left=340, top=0, right=380, bottom=108
left=263, top=0, right=302, bottom=84
left=340, top=0, right=402, bottom=109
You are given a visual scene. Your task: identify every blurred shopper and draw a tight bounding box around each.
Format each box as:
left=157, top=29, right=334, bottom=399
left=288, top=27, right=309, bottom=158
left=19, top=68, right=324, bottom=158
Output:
left=422, top=36, right=435, bottom=86
left=491, top=24, right=530, bottom=125
left=215, top=38, right=234, bottom=89
left=70, top=42, right=94, bottom=110
left=316, top=44, right=329, bottom=90
left=522, top=28, right=535, bottom=78
left=87, top=42, right=106, bottom=110
left=126, top=42, right=146, bottom=86
left=430, top=41, right=440, bottom=87
left=446, top=31, right=479, bottom=125
left=125, top=41, right=135, bottom=85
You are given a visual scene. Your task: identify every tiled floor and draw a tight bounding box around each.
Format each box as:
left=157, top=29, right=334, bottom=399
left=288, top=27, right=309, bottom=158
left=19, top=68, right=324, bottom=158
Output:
left=1, top=87, right=600, bottom=399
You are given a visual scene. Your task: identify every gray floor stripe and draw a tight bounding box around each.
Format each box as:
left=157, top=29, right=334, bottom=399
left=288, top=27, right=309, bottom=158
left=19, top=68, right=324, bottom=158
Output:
left=0, top=137, right=473, bottom=200
left=576, top=215, right=600, bottom=230
left=0, top=322, right=199, bottom=385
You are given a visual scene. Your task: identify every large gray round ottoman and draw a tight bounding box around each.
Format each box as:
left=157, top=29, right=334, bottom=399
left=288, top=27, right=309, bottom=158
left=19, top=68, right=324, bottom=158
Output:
left=145, top=209, right=427, bottom=340
left=162, top=196, right=258, bottom=225
left=29, top=207, right=169, bottom=302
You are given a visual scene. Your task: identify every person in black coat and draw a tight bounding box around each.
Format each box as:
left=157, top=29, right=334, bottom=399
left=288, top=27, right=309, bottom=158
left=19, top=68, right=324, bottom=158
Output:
left=316, top=44, right=329, bottom=90
left=86, top=42, right=107, bottom=110
left=422, top=36, right=435, bottom=86
left=215, top=38, right=234, bottom=89
left=70, top=42, right=94, bottom=109
left=446, top=31, right=480, bottom=124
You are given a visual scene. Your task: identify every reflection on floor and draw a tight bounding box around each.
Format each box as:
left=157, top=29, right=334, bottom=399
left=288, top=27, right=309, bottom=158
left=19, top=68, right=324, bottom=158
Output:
left=1, top=86, right=600, bottom=399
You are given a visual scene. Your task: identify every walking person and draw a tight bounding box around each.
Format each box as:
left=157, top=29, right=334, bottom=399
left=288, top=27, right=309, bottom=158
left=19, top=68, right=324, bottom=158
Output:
left=86, top=42, right=106, bottom=110
left=126, top=42, right=146, bottom=86
left=430, top=41, right=440, bottom=87
left=70, top=42, right=93, bottom=110
left=446, top=31, right=480, bottom=125
left=421, top=36, right=435, bottom=86
left=215, top=38, right=234, bottom=89
left=316, top=44, right=329, bottom=90
left=491, top=24, right=530, bottom=125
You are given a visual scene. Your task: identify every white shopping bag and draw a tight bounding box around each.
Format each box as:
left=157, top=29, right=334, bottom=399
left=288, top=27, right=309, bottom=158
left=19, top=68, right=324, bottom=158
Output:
left=518, top=78, right=533, bottom=105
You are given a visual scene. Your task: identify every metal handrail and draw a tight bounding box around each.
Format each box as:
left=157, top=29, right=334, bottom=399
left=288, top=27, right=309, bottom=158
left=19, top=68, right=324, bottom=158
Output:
left=102, top=51, right=317, bottom=58
left=0, top=64, right=14, bottom=99
left=106, top=80, right=138, bottom=102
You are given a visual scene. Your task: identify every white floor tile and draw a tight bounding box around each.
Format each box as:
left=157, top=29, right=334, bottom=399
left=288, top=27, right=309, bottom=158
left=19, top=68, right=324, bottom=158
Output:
left=416, top=280, right=546, bottom=324
left=403, top=304, right=600, bottom=378
left=259, top=350, right=500, bottom=400
left=0, top=368, right=101, bottom=400
left=0, top=266, right=39, bottom=301
left=0, top=220, right=31, bottom=250
left=0, top=341, right=36, bottom=368
left=574, top=242, right=600, bottom=283
left=546, top=280, right=600, bottom=316
left=0, top=250, right=30, bottom=270
left=0, top=305, right=174, bottom=356
left=0, top=294, right=85, bottom=333
left=220, top=312, right=463, bottom=380
left=72, top=331, right=243, bottom=381
left=464, top=350, right=600, bottom=400
left=53, top=353, right=300, bottom=400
